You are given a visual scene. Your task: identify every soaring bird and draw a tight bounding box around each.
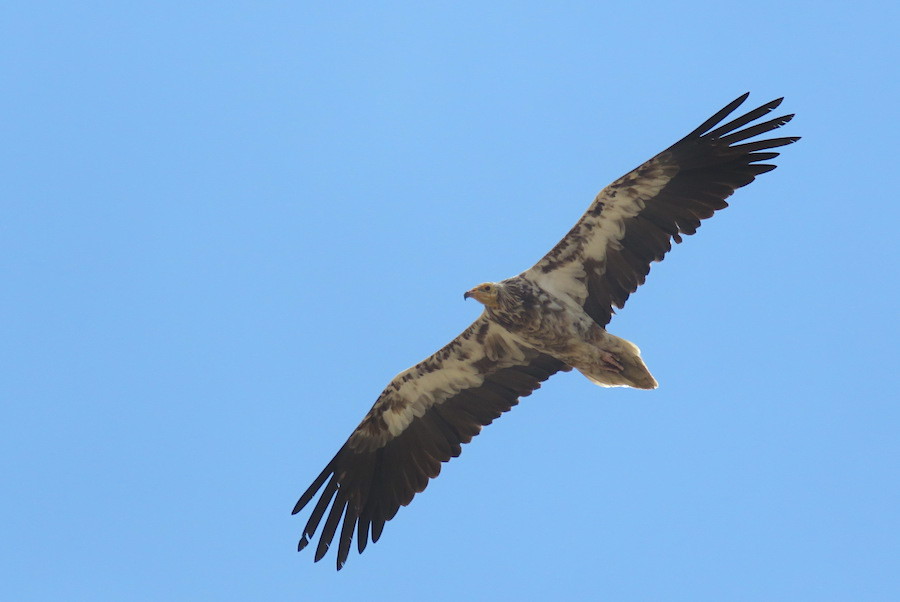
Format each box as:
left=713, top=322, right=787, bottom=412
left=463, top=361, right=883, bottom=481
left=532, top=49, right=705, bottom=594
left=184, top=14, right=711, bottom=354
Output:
left=293, top=93, right=798, bottom=569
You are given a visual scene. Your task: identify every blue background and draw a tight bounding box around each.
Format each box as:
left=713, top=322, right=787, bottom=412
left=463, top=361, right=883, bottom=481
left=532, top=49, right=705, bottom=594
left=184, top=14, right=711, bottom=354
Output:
left=4, top=2, right=899, bottom=600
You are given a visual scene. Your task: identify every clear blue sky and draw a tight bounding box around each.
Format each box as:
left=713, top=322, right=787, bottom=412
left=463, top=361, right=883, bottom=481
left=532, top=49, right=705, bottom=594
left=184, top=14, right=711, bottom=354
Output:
left=3, top=2, right=899, bottom=600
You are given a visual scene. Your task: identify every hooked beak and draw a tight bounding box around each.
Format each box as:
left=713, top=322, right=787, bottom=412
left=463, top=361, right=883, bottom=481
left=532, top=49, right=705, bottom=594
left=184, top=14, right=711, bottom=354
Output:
left=463, top=290, right=473, bottom=300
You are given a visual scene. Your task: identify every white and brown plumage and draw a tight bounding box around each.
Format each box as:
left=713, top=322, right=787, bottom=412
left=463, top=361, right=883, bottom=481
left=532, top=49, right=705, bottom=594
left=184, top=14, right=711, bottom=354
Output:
left=294, top=93, right=799, bottom=569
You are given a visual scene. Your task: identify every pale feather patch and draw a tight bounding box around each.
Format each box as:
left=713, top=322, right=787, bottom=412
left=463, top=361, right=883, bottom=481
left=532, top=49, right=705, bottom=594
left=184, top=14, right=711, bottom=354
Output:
left=379, top=364, right=482, bottom=437
left=350, top=319, right=531, bottom=447
left=526, top=161, right=673, bottom=305
left=531, top=262, right=587, bottom=305
left=483, top=330, right=527, bottom=363
left=580, top=164, right=671, bottom=264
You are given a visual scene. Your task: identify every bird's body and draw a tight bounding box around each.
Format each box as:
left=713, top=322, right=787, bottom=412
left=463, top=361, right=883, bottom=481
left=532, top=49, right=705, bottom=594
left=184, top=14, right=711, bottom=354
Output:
left=293, top=93, right=799, bottom=569
left=475, top=278, right=656, bottom=389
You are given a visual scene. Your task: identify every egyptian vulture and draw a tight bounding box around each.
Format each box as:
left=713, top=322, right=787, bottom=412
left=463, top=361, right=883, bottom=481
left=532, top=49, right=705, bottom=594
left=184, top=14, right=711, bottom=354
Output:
left=294, top=93, right=798, bottom=569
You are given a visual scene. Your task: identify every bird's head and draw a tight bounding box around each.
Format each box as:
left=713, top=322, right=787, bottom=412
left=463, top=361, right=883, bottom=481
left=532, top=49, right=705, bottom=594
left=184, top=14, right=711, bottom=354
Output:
left=463, top=282, right=501, bottom=309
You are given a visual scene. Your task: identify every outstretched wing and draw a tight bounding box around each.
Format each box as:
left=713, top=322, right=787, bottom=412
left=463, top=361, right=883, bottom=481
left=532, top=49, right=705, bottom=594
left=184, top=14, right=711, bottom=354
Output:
left=525, top=93, right=799, bottom=327
left=293, top=315, right=570, bottom=569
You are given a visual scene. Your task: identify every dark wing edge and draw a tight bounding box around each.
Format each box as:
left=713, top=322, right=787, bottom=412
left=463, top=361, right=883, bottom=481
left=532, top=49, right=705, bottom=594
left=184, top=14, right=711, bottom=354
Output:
left=292, top=336, right=569, bottom=570
left=529, top=93, right=800, bottom=327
